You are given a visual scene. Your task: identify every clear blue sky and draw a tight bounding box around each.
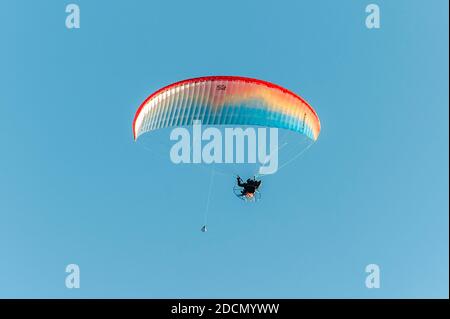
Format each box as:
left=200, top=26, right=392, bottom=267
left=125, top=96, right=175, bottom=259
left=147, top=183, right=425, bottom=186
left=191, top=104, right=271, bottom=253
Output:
left=0, top=0, right=448, bottom=298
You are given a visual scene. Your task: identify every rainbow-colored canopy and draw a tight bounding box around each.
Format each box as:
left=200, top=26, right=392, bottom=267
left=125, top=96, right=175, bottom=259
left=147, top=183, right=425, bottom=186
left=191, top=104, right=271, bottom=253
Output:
left=133, top=76, right=320, bottom=141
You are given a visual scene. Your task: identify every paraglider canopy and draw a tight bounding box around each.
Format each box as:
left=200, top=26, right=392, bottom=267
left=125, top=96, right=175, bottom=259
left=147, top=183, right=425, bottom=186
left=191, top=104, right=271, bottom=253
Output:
left=132, top=76, right=320, bottom=141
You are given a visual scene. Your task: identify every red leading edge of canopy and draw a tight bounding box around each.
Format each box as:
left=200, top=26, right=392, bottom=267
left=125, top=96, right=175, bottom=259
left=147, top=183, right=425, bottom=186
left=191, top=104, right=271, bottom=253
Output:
left=132, top=76, right=320, bottom=140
